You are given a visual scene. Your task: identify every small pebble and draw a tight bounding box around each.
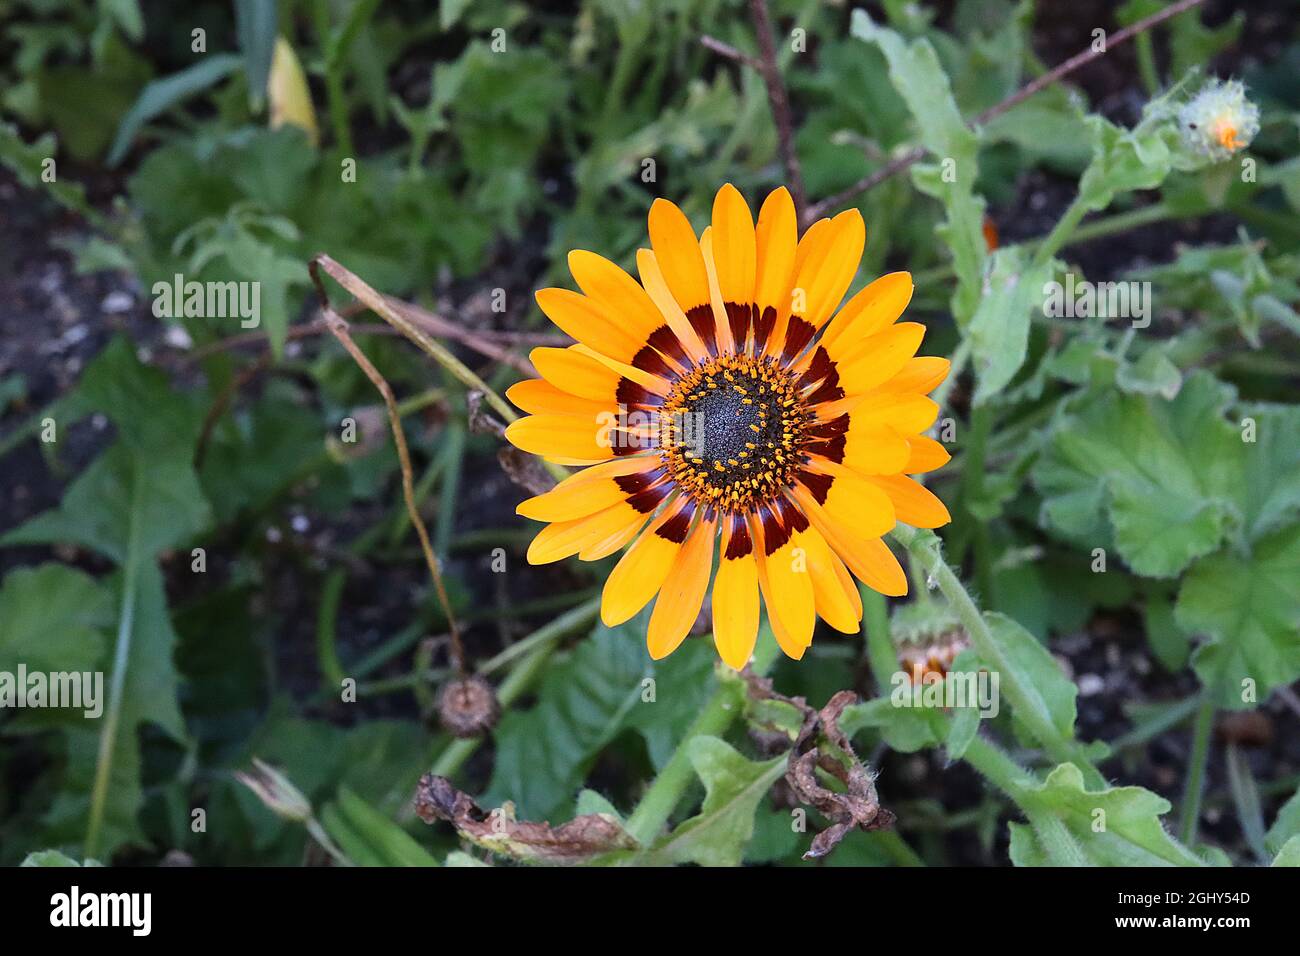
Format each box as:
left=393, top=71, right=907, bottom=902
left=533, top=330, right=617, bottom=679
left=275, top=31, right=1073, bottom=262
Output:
left=102, top=290, right=134, bottom=314
left=1078, top=673, right=1105, bottom=697
left=164, top=324, right=193, bottom=349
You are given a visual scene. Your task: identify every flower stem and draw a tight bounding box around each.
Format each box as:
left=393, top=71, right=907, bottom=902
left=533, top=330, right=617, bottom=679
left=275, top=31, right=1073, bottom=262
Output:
left=85, top=462, right=144, bottom=860
left=1179, top=682, right=1218, bottom=845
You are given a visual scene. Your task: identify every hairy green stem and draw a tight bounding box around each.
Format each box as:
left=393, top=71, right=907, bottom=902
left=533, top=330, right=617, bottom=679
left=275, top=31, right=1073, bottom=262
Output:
left=891, top=525, right=1105, bottom=788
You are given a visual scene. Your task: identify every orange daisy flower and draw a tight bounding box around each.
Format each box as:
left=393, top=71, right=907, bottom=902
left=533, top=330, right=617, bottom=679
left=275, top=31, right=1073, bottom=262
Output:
left=505, top=184, right=951, bottom=669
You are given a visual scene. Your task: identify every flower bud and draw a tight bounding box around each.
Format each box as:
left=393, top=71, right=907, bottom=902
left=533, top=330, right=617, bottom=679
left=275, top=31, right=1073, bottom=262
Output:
left=235, top=758, right=313, bottom=822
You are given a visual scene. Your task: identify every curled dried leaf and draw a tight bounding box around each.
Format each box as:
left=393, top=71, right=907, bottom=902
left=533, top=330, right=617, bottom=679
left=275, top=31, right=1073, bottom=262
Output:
left=498, top=446, right=557, bottom=496
left=414, top=774, right=637, bottom=864
left=742, top=678, right=895, bottom=860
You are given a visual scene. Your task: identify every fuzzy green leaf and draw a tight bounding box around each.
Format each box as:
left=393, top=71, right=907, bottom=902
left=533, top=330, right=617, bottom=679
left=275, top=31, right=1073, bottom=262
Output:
left=1176, top=526, right=1300, bottom=709
left=649, top=737, right=786, bottom=867
left=1010, top=764, right=1206, bottom=866
left=1034, top=371, right=1243, bottom=577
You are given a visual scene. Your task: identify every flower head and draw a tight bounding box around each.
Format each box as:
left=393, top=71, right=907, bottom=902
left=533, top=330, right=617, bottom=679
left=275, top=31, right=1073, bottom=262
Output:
left=1178, top=78, right=1259, bottom=162
left=506, top=185, right=951, bottom=668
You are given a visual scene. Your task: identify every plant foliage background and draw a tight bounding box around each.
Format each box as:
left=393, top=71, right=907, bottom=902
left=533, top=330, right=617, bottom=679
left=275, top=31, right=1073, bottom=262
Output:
left=1, top=0, right=1298, bottom=867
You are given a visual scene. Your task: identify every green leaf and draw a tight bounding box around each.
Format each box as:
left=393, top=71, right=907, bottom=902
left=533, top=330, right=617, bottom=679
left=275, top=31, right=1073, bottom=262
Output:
left=648, top=737, right=786, bottom=867
left=1272, top=836, right=1300, bottom=867
left=968, top=246, right=1058, bottom=403
left=1237, top=405, right=1300, bottom=543
left=20, top=850, right=101, bottom=867
left=0, top=564, right=111, bottom=674
left=1, top=339, right=210, bottom=860
left=107, top=54, right=243, bottom=166
left=234, top=0, right=278, bottom=108
left=40, top=566, right=187, bottom=856
left=1076, top=113, right=1174, bottom=213
left=1265, top=786, right=1300, bottom=856
left=1033, top=371, right=1243, bottom=577
left=839, top=697, right=940, bottom=754
left=625, top=639, right=717, bottom=770
left=850, top=10, right=986, bottom=325
left=981, top=613, right=1080, bottom=744
left=320, top=787, right=438, bottom=867
left=0, top=122, right=99, bottom=221
left=1143, top=591, right=1191, bottom=672
left=1115, top=346, right=1183, bottom=401
left=444, top=851, right=489, bottom=867
left=484, top=615, right=652, bottom=820
left=1010, top=763, right=1205, bottom=866
left=1176, top=525, right=1300, bottom=709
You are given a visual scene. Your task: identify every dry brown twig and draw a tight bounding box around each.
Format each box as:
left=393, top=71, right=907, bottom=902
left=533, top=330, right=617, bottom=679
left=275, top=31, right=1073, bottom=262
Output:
left=804, top=0, right=1208, bottom=221
left=713, top=0, right=1209, bottom=224
left=746, top=0, right=807, bottom=221
left=183, top=300, right=554, bottom=378
left=309, top=263, right=468, bottom=676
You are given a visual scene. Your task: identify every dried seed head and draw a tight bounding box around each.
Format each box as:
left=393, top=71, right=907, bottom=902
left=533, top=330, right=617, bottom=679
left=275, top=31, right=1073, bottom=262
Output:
left=436, top=675, right=500, bottom=738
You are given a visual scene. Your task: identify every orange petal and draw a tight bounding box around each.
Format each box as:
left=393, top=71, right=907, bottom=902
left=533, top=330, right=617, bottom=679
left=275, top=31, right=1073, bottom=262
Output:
left=636, top=248, right=709, bottom=363
left=530, top=346, right=620, bottom=403
left=647, top=514, right=715, bottom=659
left=790, top=208, right=865, bottom=331
left=849, top=393, right=940, bottom=436
left=819, top=272, right=914, bottom=353
left=568, top=250, right=664, bottom=342
left=506, top=379, right=612, bottom=418
left=790, top=484, right=908, bottom=597
left=807, top=464, right=896, bottom=539
left=904, top=436, right=951, bottom=474
left=700, top=227, right=735, bottom=354
left=600, top=502, right=692, bottom=626
left=517, top=459, right=659, bottom=522
left=834, top=322, right=927, bottom=394
left=504, top=414, right=613, bottom=463
left=712, top=549, right=760, bottom=669
left=839, top=423, right=912, bottom=475
left=754, top=187, right=798, bottom=321
left=756, top=528, right=815, bottom=652
left=526, top=501, right=645, bottom=564
left=868, top=474, right=952, bottom=528
left=710, top=183, right=757, bottom=309
left=648, top=198, right=711, bottom=314
left=802, top=524, right=861, bottom=634
left=535, top=288, right=642, bottom=365
left=876, top=355, right=951, bottom=395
